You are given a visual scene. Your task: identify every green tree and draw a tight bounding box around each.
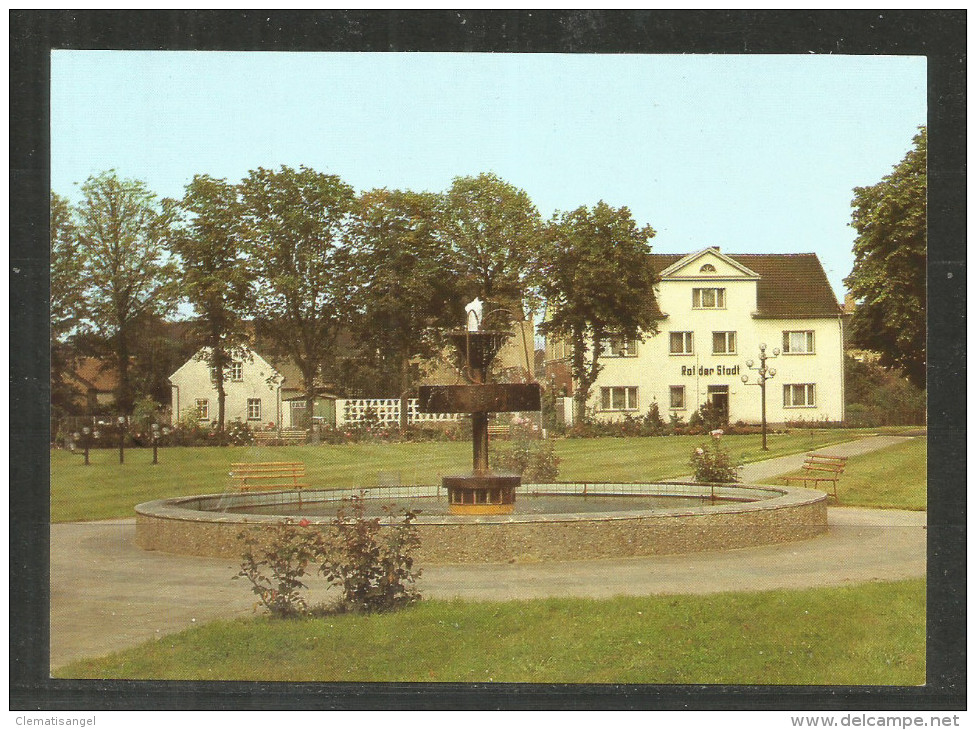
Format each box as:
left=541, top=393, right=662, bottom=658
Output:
left=442, top=172, right=542, bottom=321
left=347, top=188, right=462, bottom=427
left=844, top=127, right=927, bottom=389
left=239, top=165, right=356, bottom=418
left=172, top=175, right=253, bottom=433
left=50, top=191, right=86, bottom=415
left=537, top=202, right=658, bottom=425
left=75, top=171, right=179, bottom=413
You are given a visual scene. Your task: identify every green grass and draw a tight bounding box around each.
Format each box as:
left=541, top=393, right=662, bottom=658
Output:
left=50, top=430, right=862, bottom=522
left=55, top=579, right=925, bottom=684
left=782, top=437, right=927, bottom=511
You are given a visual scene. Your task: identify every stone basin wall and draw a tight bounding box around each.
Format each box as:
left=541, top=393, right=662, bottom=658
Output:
left=135, top=484, right=828, bottom=564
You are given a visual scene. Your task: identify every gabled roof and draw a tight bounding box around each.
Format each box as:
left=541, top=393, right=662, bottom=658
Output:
left=649, top=252, right=842, bottom=319
left=658, top=247, right=760, bottom=279
left=66, top=358, right=119, bottom=392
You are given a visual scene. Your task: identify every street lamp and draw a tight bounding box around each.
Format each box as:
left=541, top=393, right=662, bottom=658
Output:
left=117, top=415, right=126, bottom=464
left=81, top=426, right=91, bottom=465
left=741, top=342, right=780, bottom=451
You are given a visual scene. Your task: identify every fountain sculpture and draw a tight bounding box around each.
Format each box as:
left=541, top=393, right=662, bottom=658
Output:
left=417, top=301, right=541, bottom=514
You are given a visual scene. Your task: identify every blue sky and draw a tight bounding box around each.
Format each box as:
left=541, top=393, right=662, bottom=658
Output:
left=51, top=51, right=926, bottom=299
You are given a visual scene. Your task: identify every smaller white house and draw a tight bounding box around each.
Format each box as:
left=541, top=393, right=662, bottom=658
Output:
left=170, top=347, right=328, bottom=429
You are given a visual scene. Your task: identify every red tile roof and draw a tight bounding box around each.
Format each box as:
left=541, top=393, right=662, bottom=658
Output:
left=649, top=252, right=842, bottom=319
left=67, top=358, right=119, bottom=391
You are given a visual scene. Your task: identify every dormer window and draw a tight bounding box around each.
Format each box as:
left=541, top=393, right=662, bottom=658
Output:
left=700, top=263, right=716, bottom=273
left=692, top=287, right=726, bottom=309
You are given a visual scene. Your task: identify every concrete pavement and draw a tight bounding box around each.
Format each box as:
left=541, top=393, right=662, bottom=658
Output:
left=49, top=434, right=926, bottom=671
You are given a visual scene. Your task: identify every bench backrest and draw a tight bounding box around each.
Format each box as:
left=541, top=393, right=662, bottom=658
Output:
left=803, top=453, right=846, bottom=473
left=231, top=461, right=305, bottom=476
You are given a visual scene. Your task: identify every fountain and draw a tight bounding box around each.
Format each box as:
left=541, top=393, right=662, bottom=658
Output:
left=135, top=302, right=830, bottom=563
left=417, top=300, right=541, bottom=515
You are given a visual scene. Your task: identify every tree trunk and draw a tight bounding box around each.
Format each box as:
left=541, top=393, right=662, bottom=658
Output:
left=398, top=353, right=411, bottom=431
left=117, top=330, right=132, bottom=414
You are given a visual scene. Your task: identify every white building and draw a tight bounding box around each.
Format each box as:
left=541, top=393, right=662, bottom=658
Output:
left=169, top=347, right=335, bottom=429
left=548, top=248, right=846, bottom=426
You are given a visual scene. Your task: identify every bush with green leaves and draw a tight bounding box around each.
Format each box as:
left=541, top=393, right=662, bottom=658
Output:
left=493, top=437, right=561, bottom=483
left=236, top=519, right=325, bottom=618
left=321, top=494, right=422, bottom=614
left=236, top=495, right=422, bottom=618
left=690, top=432, right=741, bottom=484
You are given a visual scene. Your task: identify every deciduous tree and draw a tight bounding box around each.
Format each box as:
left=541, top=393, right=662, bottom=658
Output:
left=441, top=172, right=542, bottom=322
left=537, top=202, right=658, bottom=425
left=844, top=127, right=927, bottom=389
left=239, top=165, right=356, bottom=419
left=50, top=191, right=86, bottom=415
left=75, top=171, right=179, bottom=413
left=347, top=188, right=462, bottom=427
left=172, top=175, right=253, bottom=432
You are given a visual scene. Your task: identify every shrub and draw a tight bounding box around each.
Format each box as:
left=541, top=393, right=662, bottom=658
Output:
left=493, top=436, right=561, bottom=483
left=236, top=519, right=325, bottom=619
left=690, top=431, right=740, bottom=483
left=320, top=494, right=423, bottom=614
left=235, top=496, right=422, bottom=618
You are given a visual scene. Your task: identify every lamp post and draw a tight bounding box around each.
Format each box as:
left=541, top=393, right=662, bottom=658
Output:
left=741, top=343, right=780, bottom=451
left=81, top=426, right=91, bottom=465
left=150, top=422, right=172, bottom=464
left=117, top=415, right=126, bottom=464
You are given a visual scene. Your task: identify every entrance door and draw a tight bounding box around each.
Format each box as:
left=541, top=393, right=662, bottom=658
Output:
left=289, top=400, right=310, bottom=429
left=707, top=385, right=729, bottom=422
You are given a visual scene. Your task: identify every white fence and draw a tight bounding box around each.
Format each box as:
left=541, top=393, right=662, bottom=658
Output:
left=335, top=398, right=460, bottom=427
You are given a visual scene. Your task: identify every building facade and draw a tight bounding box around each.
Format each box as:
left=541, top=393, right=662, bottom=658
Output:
left=548, top=248, right=846, bottom=426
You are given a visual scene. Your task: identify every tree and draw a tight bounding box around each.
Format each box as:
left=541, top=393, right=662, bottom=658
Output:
left=537, top=202, right=658, bottom=425
left=239, top=165, right=356, bottom=419
left=172, top=175, right=253, bottom=432
left=50, top=191, right=86, bottom=415
left=441, top=172, right=542, bottom=321
left=844, top=127, right=927, bottom=389
left=75, top=171, right=179, bottom=413
left=347, top=188, right=462, bottom=427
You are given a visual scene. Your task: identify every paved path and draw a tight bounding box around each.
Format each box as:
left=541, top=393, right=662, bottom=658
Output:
left=50, top=435, right=925, bottom=671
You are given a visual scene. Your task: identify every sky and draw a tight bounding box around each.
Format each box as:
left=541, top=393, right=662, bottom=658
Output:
left=50, top=51, right=926, bottom=300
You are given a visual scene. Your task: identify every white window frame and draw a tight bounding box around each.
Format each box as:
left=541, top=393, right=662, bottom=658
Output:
left=195, top=399, right=209, bottom=421
left=669, top=385, right=686, bottom=411
left=782, top=330, right=816, bottom=354
left=783, top=383, right=816, bottom=408
left=669, top=331, right=694, bottom=355
left=712, top=331, right=737, bottom=355
left=230, top=361, right=244, bottom=381
left=606, top=335, right=639, bottom=358
left=600, top=386, right=639, bottom=412
left=692, top=287, right=726, bottom=309
left=246, top=398, right=262, bottom=420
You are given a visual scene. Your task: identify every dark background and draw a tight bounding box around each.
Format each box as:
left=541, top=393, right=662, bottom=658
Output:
left=10, top=9, right=966, bottom=711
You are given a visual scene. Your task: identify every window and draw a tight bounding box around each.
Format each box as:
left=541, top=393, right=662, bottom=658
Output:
left=600, top=386, right=639, bottom=411
left=230, top=361, right=244, bottom=381
left=783, top=384, right=816, bottom=408
left=669, top=385, right=686, bottom=410
left=693, top=287, right=726, bottom=309
left=606, top=335, right=638, bottom=357
left=669, top=331, right=694, bottom=355
left=195, top=399, right=209, bottom=420
left=712, top=331, right=737, bottom=355
left=699, top=263, right=716, bottom=273
left=247, top=398, right=262, bottom=420
left=783, top=330, right=815, bottom=354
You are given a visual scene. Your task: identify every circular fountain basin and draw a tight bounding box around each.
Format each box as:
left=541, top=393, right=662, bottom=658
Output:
left=135, top=482, right=828, bottom=564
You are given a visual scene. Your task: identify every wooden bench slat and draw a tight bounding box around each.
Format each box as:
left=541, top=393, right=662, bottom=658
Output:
left=782, top=452, right=847, bottom=502
left=231, top=461, right=307, bottom=492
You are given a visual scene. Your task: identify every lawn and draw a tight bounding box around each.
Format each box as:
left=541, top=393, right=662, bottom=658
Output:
left=781, top=437, right=927, bottom=511
left=50, top=430, right=863, bottom=522
left=55, top=579, right=925, bottom=684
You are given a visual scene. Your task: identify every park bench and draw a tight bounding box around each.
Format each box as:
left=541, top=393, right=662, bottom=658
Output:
left=487, top=424, right=510, bottom=439
left=782, top=453, right=847, bottom=502
left=252, top=428, right=307, bottom=446
left=231, top=462, right=309, bottom=492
